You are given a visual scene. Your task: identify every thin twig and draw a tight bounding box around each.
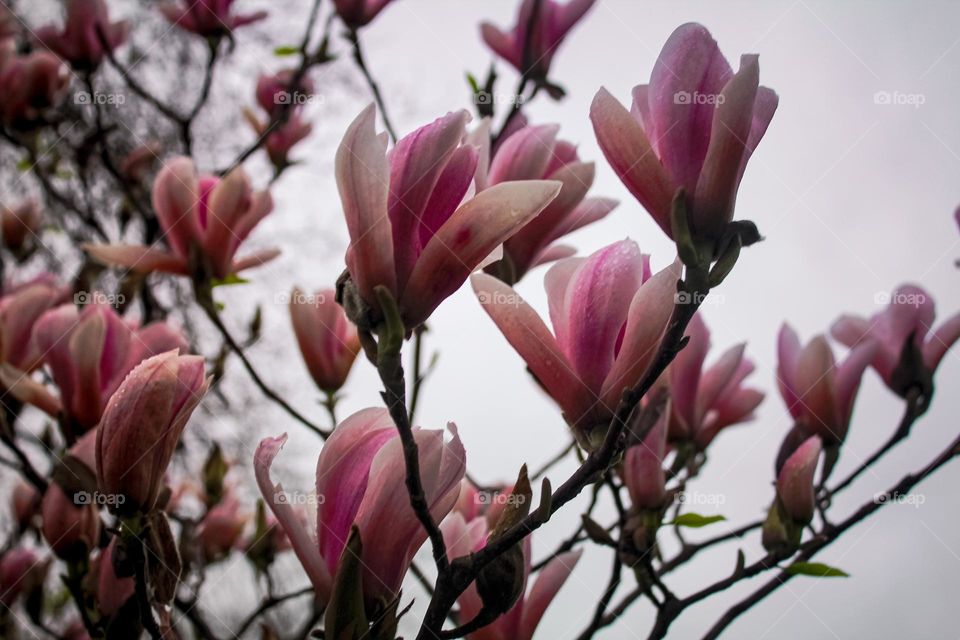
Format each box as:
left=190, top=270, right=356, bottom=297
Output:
left=346, top=27, right=398, bottom=142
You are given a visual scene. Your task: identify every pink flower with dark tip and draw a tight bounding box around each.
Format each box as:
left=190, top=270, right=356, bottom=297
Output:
left=0, top=303, right=187, bottom=435
left=667, top=313, right=764, bottom=449
left=591, top=23, right=778, bottom=241
left=481, top=0, right=597, bottom=80
left=36, top=0, right=128, bottom=70
left=479, top=122, right=617, bottom=283
left=160, top=0, right=266, bottom=38
left=85, top=157, right=278, bottom=280
left=255, top=407, right=465, bottom=608
left=621, top=408, right=669, bottom=511
left=333, top=0, right=395, bottom=29
left=289, top=287, right=360, bottom=394
left=776, top=435, right=821, bottom=525
left=777, top=324, right=876, bottom=445
left=0, top=51, right=69, bottom=128
left=336, top=105, right=561, bottom=329
left=96, top=351, right=209, bottom=513
left=473, top=239, right=680, bottom=449
left=832, top=284, right=960, bottom=397
left=441, top=512, right=582, bottom=640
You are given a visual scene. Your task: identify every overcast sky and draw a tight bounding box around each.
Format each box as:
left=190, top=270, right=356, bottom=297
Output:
left=21, top=0, right=957, bottom=637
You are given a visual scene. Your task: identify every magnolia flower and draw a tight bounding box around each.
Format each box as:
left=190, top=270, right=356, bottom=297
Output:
left=86, top=157, right=278, bottom=280
left=473, top=239, right=680, bottom=449
left=832, top=284, right=960, bottom=397
left=333, top=0, right=394, bottom=28
left=119, top=143, right=162, bottom=182
left=95, top=539, right=135, bottom=617
left=480, top=122, right=618, bottom=283
left=336, top=105, right=561, bottom=330
left=160, top=0, right=266, bottom=37
left=776, top=435, right=821, bottom=525
left=36, top=0, right=128, bottom=70
left=0, top=548, right=41, bottom=606
left=255, top=407, right=465, bottom=608
left=289, top=287, right=360, bottom=394
left=96, top=351, right=209, bottom=513
left=40, top=483, right=100, bottom=561
left=1, top=200, right=43, bottom=255
left=0, top=51, right=69, bottom=127
left=198, top=494, right=249, bottom=560
left=0, top=280, right=65, bottom=372
left=1, top=303, right=187, bottom=435
left=243, top=108, right=312, bottom=169
left=667, top=313, right=763, bottom=449
left=11, top=481, right=38, bottom=528
left=481, top=0, right=596, bottom=80
left=453, top=479, right=512, bottom=528
left=621, top=407, right=669, bottom=512
left=591, top=23, right=778, bottom=242
left=442, top=512, right=582, bottom=640
left=777, top=324, right=876, bottom=445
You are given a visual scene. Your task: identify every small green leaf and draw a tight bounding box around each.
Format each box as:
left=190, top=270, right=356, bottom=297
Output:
left=668, top=513, right=726, bottom=528
left=786, top=562, right=849, bottom=578
left=466, top=72, right=480, bottom=94
left=16, top=158, right=31, bottom=172
left=273, top=45, right=299, bottom=56
left=211, top=274, right=250, bottom=288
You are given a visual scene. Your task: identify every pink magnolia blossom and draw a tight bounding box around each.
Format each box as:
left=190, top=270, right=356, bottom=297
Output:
left=198, top=494, right=250, bottom=560
left=243, top=108, right=312, bottom=170
left=40, top=483, right=100, bottom=561
left=591, top=23, right=778, bottom=242
left=0, top=548, right=40, bottom=606
left=776, top=435, right=821, bottom=525
left=333, top=0, right=394, bottom=28
left=119, top=142, right=162, bottom=182
left=481, top=0, right=597, bottom=80
left=289, top=287, right=360, bottom=394
left=832, top=284, right=960, bottom=395
left=336, top=105, right=561, bottom=329
left=667, top=313, right=764, bottom=449
left=777, top=324, right=876, bottom=445
left=0, top=50, right=69, bottom=127
left=255, top=69, right=314, bottom=116
left=95, top=539, right=135, bottom=617
left=441, top=512, right=582, bottom=640
left=479, top=122, right=617, bottom=283
left=0, top=280, right=65, bottom=372
left=160, top=0, right=266, bottom=38
left=621, top=408, right=669, bottom=511
left=473, top=239, right=680, bottom=449
left=244, top=70, right=315, bottom=168
left=1, top=303, right=186, bottom=435
left=36, top=0, right=128, bottom=70
left=86, top=157, right=278, bottom=280
left=96, top=351, right=210, bottom=513
left=255, top=407, right=465, bottom=608
left=453, top=479, right=512, bottom=528
left=1, top=199, right=43, bottom=255
left=11, top=481, right=38, bottom=528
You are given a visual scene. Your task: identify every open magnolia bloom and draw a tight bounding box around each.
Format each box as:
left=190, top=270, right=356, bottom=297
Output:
left=481, top=0, right=597, bottom=81
left=777, top=324, right=876, bottom=446
left=336, top=105, right=561, bottom=330
left=35, top=0, right=128, bottom=70
left=591, top=22, right=778, bottom=243
left=478, top=121, right=618, bottom=283
left=441, top=512, right=582, bottom=640
left=832, top=284, right=960, bottom=398
left=667, top=313, right=764, bottom=450
left=255, top=408, right=465, bottom=610
left=0, top=303, right=187, bottom=436
left=473, top=239, right=680, bottom=449
left=85, top=157, right=278, bottom=281
left=159, top=0, right=267, bottom=37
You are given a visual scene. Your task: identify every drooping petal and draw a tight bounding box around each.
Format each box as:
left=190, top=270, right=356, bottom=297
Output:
left=924, top=310, right=960, bottom=372
left=83, top=243, right=187, bottom=275
left=835, top=340, right=878, bottom=426
left=694, top=343, right=745, bottom=424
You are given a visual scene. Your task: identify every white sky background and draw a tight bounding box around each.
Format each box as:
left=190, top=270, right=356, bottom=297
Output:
left=19, top=0, right=960, bottom=638
left=211, top=1, right=960, bottom=638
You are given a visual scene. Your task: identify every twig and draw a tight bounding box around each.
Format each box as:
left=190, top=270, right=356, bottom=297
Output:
left=233, top=585, right=313, bottom=637
left=346, top=27, right=398, bottom=142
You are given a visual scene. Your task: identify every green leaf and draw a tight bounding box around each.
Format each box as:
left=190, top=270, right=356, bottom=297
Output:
left=668, top=513, right=726, bottom=528
left=786, top=562, right=849, bottom=578
left=211, top=274, right=250, bottom=288
left=16, top=158, right=31, bottom=172
left=466, top=72, right=480, bottom=94
left=273, top=45, right=299, bottom=56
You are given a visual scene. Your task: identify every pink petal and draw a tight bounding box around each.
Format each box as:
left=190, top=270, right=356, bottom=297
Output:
left=518, top=548, right=584, bottom=640
left=531, top=244, right=577, bottom=269
left=545, top=256, right=585, bottom=351
left=795, top=336, right=840, bottom=441
left=697, top=387, right=764, bottom=449
left=830, top=314, right=871, bottom=348
left=695, top=343, right=745, bottom=424
left=254, top=434, right=332, bottom=600
left=83, top=243, right=187, bottom=275
left=835, top=340, right=878, bottom=426
left=488, top=124, right=559, bottom=184
left=151, top=157, right=200, bottom=259
left=776, top=323, right=803, bottom=419
left=337, top=104, right=395, bottom=302
left=669, top=313, right=710, bottom=434
left=777, top=435, right=821, bottom=524
left=418, top=144, right=479, bottom=248
left=622, top=411, right=667, bottom=510
left=590, top=88, right=674, bottom=235
left=231, top=247, right=280, bottom=274
left=400, top=180, right=561, bottom=327
left=736, top=86, right=778, bottom=184
left=480, top=22, right=520, bottom=69
left=0, top=365, right=61, bottom=416
left=924, top=309, right=960, bottom=372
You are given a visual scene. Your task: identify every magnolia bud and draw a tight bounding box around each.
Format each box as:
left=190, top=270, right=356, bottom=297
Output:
left=41, top=483, right=100, bottom=560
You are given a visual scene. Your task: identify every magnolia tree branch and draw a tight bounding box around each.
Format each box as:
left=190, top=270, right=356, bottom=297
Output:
left=346, top=27, right=398, bottom=142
